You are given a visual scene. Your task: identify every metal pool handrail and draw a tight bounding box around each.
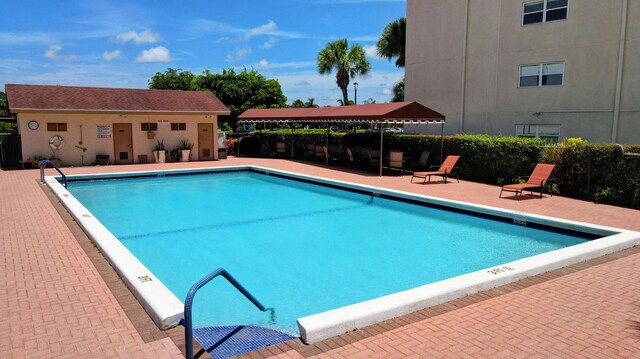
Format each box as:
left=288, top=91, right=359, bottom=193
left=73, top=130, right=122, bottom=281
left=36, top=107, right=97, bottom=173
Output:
left=183, top=267, right=267, bottom=359
left=39, top=160, right=67, bottom=188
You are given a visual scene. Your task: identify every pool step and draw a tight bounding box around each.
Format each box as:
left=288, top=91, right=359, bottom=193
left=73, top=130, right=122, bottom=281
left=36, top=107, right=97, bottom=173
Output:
left=192, top=325, right=294, bottom=358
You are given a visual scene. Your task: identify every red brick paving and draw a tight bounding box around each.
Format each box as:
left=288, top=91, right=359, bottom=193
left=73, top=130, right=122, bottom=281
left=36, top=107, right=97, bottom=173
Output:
left=2, top=157, right=639, bottom=358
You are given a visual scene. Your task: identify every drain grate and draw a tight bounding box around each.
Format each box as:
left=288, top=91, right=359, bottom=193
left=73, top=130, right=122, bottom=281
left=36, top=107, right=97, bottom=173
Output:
left=192, top=325, right=293, bottom=359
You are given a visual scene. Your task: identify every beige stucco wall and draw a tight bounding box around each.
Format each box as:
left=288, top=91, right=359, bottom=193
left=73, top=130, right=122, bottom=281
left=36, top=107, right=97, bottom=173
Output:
left=406, top=0, right=640, bottom=143
left=17, top=111, right=220, bottom=166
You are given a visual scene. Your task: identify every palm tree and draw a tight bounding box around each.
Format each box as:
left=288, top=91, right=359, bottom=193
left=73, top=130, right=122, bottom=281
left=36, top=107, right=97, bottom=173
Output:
left=317, top=39, right=371, bottom=106
left=291, top=99, right=305, bottom=108
left=304, top=98, right=319, bottom=108
left=376, top=17, right=406, bottom=68
left=392, top=78, right=404, bottom=102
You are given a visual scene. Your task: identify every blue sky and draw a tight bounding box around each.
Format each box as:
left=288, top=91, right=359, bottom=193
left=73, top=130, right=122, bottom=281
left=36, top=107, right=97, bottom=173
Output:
left=0, top=0, right=406, bottom=106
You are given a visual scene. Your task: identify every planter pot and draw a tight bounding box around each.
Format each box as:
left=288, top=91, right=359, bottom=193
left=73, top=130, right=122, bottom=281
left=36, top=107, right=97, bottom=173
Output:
left=153, top=150, right=166, bottom=163
left=180, top=149, right=191, bottom=162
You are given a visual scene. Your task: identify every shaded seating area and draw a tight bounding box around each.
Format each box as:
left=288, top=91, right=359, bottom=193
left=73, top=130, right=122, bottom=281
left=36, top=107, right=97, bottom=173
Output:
left=237, top=102, right=446, bottom=176
left=411, top=155, right=461, bottom=184
left=500, top=163, right=556, bottom=199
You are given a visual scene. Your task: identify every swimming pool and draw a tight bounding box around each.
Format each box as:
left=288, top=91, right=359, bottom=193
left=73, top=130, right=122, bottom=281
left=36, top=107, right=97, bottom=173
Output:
left=47, top=166, right=640, bottom=343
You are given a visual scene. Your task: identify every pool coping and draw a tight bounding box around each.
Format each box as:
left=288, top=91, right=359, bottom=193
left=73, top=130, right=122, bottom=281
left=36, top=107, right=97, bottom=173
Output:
left=45, top=165, right=640, bottom=344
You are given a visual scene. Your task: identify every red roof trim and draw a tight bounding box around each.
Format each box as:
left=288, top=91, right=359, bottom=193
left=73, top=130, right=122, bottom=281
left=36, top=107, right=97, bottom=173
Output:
left=238, top=102, right=445, bottom=122
left=5, top=84, right=230, bottom=114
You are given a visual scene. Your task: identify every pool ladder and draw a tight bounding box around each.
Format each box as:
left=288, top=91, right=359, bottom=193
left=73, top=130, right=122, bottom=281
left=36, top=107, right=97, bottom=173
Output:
left=39, top=160, right=67, bottom=188
left=182, top=267, right=267, bottom=359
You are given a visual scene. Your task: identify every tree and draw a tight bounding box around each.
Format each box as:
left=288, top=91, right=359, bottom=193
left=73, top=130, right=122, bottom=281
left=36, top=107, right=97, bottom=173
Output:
left=336, top=99, right=355, bottom=106
left=392, top=78, right=405, bottom=102
left=0, top=91, right=8, bottom=115
left=363, top=98, right=377, bottom=105
left=376, top=17, right=406, bottom=68
left=192, top=68, right=287, bottom=130
left=149, top=68, right=287, bottom=130
left=0, top=91, right=16, bottom=134
left=148, top=68, right=196, bottom=90
left=304, top=98, right=319, bottom=108
left=317, top=39, right=371, bottom=106
left=291, top=99, right=305, bottom=108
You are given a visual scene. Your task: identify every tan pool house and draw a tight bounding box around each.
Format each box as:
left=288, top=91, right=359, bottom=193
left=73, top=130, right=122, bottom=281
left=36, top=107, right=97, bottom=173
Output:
left=5, top=84, right=230, bottom=166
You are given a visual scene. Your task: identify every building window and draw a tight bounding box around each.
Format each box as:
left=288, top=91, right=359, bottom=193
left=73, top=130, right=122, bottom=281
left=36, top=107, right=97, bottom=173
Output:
left=523, top=0, right=568, bottom=25
left=516, top=124, right=560, bottom=142
left=171, top=123, right=186, bottom=131
left=47, top=123, right=67, bottom=131
left=519, top=62, right=564, bottom=87
left=141, top=122, right=158, bottom=131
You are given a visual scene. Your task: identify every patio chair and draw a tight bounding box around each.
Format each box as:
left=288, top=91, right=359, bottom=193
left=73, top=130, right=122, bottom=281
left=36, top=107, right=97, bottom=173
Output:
left=315, top=145, right=326, bottom=162
left=411, top=151, right=431, bottom=171
left=500, top=163, right=556, bottom=199
left=345, top=148, right=358, bottom=167
left=303, top=143, right=316, bottom=162
left=364, top=150, right=381, bottom=172
left=411, top=155, right=461, bottom=183
left=276, top=142, right=286, bottom=157
left=388, top=151, right=405, bottom=175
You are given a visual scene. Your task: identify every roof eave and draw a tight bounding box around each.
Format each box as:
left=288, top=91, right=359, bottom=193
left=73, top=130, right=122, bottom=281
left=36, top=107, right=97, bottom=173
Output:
left=10, top=108, right=231, bottom=115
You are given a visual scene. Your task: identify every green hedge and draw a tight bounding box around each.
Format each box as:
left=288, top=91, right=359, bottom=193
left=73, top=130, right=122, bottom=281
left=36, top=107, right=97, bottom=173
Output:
left=242, top=131, right=640, bottom=208
left=543, top=143, right=640, bottom=208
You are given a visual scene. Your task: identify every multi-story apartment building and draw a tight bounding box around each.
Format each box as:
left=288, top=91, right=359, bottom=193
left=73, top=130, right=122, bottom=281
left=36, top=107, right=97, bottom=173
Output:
left=405, top=0, right=638, bottom=143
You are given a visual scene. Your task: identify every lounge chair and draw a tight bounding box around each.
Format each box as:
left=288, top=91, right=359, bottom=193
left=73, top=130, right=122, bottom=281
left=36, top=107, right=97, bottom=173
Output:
left=411, top=155, right=460, bottom=183
left=500, top=163, right=555, bottom=199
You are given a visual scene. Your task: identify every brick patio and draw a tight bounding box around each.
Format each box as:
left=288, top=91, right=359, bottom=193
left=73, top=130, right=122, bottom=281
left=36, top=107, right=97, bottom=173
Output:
left=1, top=157, right=639, bottom=358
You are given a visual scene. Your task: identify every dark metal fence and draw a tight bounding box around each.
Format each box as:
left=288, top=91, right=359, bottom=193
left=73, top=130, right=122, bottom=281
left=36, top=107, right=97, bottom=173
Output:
left=0, top=134, right=22, bottom=169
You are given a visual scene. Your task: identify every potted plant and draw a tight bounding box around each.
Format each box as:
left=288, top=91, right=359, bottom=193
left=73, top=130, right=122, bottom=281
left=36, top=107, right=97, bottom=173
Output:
left=168, top=147, right=180, bottom=163
left=177, top=139, right=193, bottom=162
left=153, top=140, right=166, bottom=163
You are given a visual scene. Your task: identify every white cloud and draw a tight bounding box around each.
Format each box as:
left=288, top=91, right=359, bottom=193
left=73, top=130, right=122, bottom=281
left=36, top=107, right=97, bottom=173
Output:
left=261, top=37, right=277, bottom=49
left=295, top=80, right=311, bottom=86
left=184, top=19, right=304, bottom=41
left=246, top=20, right=278, bottom=37
left=246, top=60, right=315, bottom=70
left=225, top=47, right=251, bottom=62
left=0, top=32, right=55, bottom=45
left=44, top=44, right=62, bottom=60
left=102, top=50, right=123, bottom=62
left=363, top=45, right=383, bottom=59
left=44, top=44, right=77, bottom=61
left=135, top=46, right=172, bottom=62
left=116, top=30, right=162, bottom=44
left=383, top=88, right=393, bottom=95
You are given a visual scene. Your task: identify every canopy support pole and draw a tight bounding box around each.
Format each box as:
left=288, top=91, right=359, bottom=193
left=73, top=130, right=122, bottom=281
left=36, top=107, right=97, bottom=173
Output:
left=440, top=121, right=445, bottom=164
left=326, top=122, right=329, bottom=166
left=291, top=124, right=294, bottom=159
left=379, top=121, right=383, bottom=177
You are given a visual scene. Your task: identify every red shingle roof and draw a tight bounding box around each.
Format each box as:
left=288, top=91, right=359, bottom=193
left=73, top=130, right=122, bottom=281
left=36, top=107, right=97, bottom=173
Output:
left=238, top=102, right=445, bottom=123
left=5, top=84, right=230, bottom=114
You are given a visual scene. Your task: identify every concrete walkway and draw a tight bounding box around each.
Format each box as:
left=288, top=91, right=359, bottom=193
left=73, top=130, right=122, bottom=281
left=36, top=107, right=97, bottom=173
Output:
left=1, top=157, right=639, bottom=358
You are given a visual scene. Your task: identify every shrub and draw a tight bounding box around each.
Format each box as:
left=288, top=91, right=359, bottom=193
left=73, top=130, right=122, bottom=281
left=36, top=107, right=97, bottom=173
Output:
left=246, top=131, right=640, bottom=208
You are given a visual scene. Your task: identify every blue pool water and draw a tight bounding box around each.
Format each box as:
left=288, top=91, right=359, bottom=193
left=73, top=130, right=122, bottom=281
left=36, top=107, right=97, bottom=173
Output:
left=68, top=170, right=590, bottom=335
